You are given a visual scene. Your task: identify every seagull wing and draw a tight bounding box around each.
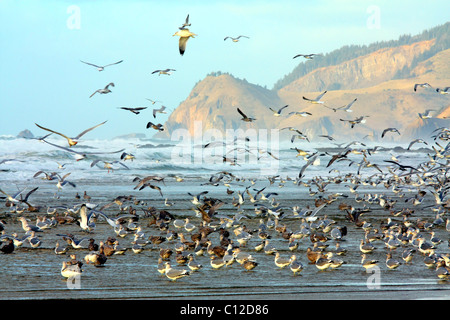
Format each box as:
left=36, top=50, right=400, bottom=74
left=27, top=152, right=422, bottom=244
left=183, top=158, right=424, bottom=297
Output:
left=103, top=60, right=123, bottom=67
left=315, top=91, right=327, bottom=100
left=35, top=123, right=71, bottom=141
left=237, top=108, right=247, bottom=118
left=74, top=120, right=107, bottom=139
left=80, top=60, right=101, bottom=68
left=178, top=37, right=190, bottom=55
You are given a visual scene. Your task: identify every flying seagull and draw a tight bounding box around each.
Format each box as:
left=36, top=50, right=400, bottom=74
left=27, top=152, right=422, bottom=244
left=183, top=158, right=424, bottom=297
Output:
left=119, top=107, right=147, bottom=115
left=89, top=82, right=114, bottom=98
left=179, top=14, right=191, bottom=30
left=303, top=91, right=327, bottom=104
left=269, top=105, right=289, bottom=117
left=80, top=60, right=123, bottom=71
left=237, top=108, right=256, bottom=122
left=339, top=116, right=368, bottom=129
left=436, top=87, right=449, bottom=94
left=35, top=121, right=107, bottom=147
left=146, top=122, right=164, bottom=131
left=41, top=139, right=124, bottom=161
left=288, top=111, right=312, bottom=117
left=381, top=128, right=401, bottom=138
left=224, top=35, right=250, bottom=42
left=152, top=69, right=176, bottom=76
left=413, top=83, right=432, bottom=92
left=173, top=28, right=197, bottom=56
left=327, top=98, right=357, bottom=112
left=152, top=105, right=167, bottom=118
left=146, top=98, right=163, bottom=105
left=293, top=54, right=322, bottom=60
left=418, top=109, right=435, bottom=120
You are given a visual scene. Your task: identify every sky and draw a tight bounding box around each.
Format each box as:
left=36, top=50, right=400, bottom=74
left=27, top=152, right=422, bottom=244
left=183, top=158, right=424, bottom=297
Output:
left=0, top=0, right=448, bottom=139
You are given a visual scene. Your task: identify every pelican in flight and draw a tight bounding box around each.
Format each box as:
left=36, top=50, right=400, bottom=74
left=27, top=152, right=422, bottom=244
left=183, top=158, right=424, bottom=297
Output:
left=35, top=121, right=107, bottom=147
left=89, top=82, right=114, bottom=98
left=224, top=35, right=249, bottom=42
left=237, top=108, right=256, bottom=122
left=152, top=69, right=176, bottom=76
left=80, top=60, right=123, bottom=71
left=303, top=91, right=327, bottom=104
left=173, top=28, right=197, bottom=56
left=293, top=53, right=322, bottom=60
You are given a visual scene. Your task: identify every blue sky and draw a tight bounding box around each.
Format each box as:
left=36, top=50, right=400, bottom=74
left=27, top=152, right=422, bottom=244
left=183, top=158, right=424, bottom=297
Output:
left=0, top=0, right=448, bottom=139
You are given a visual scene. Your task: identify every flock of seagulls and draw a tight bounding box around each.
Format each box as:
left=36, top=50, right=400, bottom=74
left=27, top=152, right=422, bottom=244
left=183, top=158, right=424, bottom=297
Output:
left=1, top=13, right=450, bottom=298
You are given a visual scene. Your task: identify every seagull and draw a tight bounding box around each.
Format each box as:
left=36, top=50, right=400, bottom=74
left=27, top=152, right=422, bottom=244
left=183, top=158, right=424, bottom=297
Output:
left=289, top=111, right=312, bottom=119
left=119, top=107, right=147, bottom=115
left=237, top=108, right=256, bottom=122
left=173, top=28, right=197, bottom=56
left=407, top=138, right=428, bottom=150
left=146, top=122, right=164, bottom=131
left=339, top=116, right=368, bottom=129
left=327, top=98, right=357, bottom=112
left=41, top=138, right=124, bottom=161
left=145, top=98, right=163, bottom=105
left=152, top=105, right=167, bottom=118
left=436, top=87, right=449, bottom=94
left=413, top=83, right=432, bottom=91
left=269, top=105, right=289, bottom=117
left=152, top=69, right=176, bottom=76
left=35, top=121, right=107, bottom=147
left=80, top=60, right=123, bottom=71
left=381, top=127, right=401, bottom=138
left=303, top=91, right=327, bottom=104
left=418, top=109, right=435, bottom=119
left=224, top=35, right=249, bottom=42
left=179, top=14, right=191, bottom=29
left=89, top=82, right=115, bottom=98
left=293, top=53, right=322, bottom=59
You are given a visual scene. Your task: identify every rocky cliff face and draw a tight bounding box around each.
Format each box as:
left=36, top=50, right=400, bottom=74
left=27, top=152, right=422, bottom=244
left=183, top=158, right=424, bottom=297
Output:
left=157, top=42, right=449, bottom=143
left=157, top=74, right=284, bottom=139
left=279, top=40, right=436, bottom=94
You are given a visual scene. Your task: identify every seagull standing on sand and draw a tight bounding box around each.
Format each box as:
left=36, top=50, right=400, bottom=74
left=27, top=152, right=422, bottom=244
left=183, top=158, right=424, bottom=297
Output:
left=89, top=83, right=115, bottom=98
left=80, top=60, right=123, bottom=71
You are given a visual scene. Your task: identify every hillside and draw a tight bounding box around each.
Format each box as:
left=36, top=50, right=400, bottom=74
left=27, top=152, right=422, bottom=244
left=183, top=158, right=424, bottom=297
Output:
left=156, top=24, right=450, bottom=144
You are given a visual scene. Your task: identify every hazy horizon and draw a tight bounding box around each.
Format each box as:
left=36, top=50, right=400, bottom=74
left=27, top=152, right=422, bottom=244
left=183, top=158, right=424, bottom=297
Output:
left=1, top=0, right=449, bottom=139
